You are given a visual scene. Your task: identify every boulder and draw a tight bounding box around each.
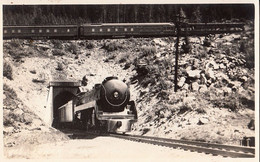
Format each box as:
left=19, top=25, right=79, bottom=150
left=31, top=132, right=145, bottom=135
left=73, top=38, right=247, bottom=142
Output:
left=187, top=70, right=201, bottom=79
left=191, top=82, right=200, bottom=92
left=200, top=73, right=207, bottom=84
left=222, top=87, right=232, bottom=95
left=240, top=76, right=248, bottom=82
left=182, top=83, right=190, bottom=91
left=188, top=118, right=199, bottom=125
left=164, top=80, right=173, bottom=88
left=206, top=60, right=219, bottom=70
left=3, top=127, right=14, bottom=135
left=223, top=42, right=232, bottom=46
left=219, top=63, right=226, bottom=69
left=13, top=109, right=24, bottom=116
left=198, top=117, right=209, bottom=125
left=31, top=119, right=43, bottom=127
left=178, top=77, right=186, bottom=88
left=205, top=68, right=215, bottom=81
left=192, top=59, right=200, bottom=69
left=199, top=85, right=208, bottom=93
left=185, top=66, right=192, bottom=71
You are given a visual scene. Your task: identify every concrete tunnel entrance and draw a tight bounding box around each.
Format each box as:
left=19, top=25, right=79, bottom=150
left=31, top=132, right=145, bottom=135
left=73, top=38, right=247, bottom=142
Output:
left=46, top=81, right=81, bottom=127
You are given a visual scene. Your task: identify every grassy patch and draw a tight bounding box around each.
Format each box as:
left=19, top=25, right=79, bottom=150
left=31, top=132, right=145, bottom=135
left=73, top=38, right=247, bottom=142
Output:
left=3, top=83, right=17, bottom=100
left=9, top=39, right=22, bottom=48
left=3, top=62, right=13, bottom=80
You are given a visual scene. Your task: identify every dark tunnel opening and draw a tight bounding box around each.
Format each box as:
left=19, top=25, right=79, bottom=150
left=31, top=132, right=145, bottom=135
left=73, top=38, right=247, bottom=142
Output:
left=52, top=91, right=75, bottom=127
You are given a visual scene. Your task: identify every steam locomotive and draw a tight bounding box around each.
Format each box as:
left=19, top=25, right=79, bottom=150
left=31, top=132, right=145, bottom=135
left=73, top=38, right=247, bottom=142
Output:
left=57, top=76, right=137, bottom=133
left=3, top=22, right=244, bottom=39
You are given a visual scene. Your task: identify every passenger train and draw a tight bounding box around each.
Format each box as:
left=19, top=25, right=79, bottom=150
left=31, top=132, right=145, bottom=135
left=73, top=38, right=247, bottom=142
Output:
left=3, top=22, right=244, bottom=39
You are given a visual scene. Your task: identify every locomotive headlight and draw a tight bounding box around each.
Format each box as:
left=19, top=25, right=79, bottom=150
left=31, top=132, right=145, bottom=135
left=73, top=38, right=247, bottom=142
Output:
left=114, top=91, right=119, bottom=98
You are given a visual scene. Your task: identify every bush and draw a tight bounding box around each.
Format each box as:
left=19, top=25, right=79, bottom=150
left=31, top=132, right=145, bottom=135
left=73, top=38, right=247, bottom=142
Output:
left=9, top=39, right=22, bottom=48
left=102, top=41, right=122, bottom=52
left=8, top=50, right=30, bottom=62
left=56, top=62, right=64, bottom=71
left=30, top=70, right=36, bottom=74
left=32, top=79, right=45, bottom=83
left=141, top=46, right=156, bottom=57
left=203, top=38, right=211, bottom=47
left=3, top=83, right=17, bottom=99
left=240, top=40, right=254, bottom=69
left=181, top=37, right=192, bottom=53
left=32, top=73, right=46, bottom=83
left=178, top=103, right=192, bottom=115
left=52, top=40, right=63, bottom=49
left=239, top=42, right=246, bottom=53
left=3, top=62, right=13, bottom=80
left=86, top=41, right=95, bottom=49
left=116, top=52, right=130, bottom=64
left=52, top=49, right=66, bottom=56
left=209, top=92, right=249, bottom=112
left=195, top=108, right=206, bottom=114
left=67, top=42, right=78, bottom=54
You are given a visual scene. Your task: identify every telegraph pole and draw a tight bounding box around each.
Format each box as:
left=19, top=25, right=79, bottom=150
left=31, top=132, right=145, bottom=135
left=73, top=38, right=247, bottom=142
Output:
left=174, top=7, right=181, bottom=92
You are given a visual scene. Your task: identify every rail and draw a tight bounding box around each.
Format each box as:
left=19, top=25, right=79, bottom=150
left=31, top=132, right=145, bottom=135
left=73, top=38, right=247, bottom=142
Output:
left=61, top=129, right=255, bottom=158
left=109, top=133, right=255, bottom=158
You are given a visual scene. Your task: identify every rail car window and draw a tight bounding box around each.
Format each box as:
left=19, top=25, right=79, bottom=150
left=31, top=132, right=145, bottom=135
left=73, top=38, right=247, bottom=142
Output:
left=107, top=28, right=110, bottom=32
left=31, top=29, right=35, bottom=33
left=46, top=29, right=50, bottom=33
left=131, top=28, right=134, bottom=31
left=67, top=29, right=70, bottom=32
left=4, top=30, right=7, bottom=33
left=99, top=29, right=103, bottom=32
left=39, top=29, right=42, bottom=33
left=18, top=29, right=21, bottom=33
left=92, top=28, right=95, bottom=32
left=12, top=30, right=15, bottom=33
left=124, top=28, right=127, bottom=31
left=54, top=29, right=57, bottom=33
left=115, top=28, right=118, bottom=32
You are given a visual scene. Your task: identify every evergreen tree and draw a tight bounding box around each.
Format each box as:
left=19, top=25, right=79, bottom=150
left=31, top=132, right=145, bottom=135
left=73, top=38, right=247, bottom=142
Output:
left=191, top=6, right=202, bottom=23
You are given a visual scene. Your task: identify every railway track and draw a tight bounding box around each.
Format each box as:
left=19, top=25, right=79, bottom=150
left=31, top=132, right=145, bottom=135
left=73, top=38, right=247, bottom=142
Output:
left=110, top=134, right=255, bottom=158
left=61, top=129, right=255, bottom=158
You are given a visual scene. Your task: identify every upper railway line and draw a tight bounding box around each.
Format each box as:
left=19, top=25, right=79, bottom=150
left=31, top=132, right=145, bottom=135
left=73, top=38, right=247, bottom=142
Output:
left=3, top=22, right=245, bottom=39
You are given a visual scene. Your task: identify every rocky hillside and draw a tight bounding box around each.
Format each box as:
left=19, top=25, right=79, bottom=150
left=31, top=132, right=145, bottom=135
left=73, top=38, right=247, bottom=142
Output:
left=3, top=21, right=255, bottom=154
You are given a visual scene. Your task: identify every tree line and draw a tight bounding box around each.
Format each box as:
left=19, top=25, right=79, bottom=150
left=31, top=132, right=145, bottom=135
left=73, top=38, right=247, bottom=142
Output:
left=3, top=4, right=254, bottom=25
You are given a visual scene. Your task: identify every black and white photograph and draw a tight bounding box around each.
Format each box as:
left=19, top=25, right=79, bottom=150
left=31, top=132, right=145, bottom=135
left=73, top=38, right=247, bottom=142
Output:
left=1, top=0, right=259, bottom=161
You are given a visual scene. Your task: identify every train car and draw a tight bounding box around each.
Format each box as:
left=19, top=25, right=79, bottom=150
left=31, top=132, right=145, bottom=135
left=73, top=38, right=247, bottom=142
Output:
left=181, top=23, right=245, bottom=36
left=3, top=25, right=78, bottom=39
left=79, top=23, right=175, bottom=38
left=57, top=76, right=137, bottom=133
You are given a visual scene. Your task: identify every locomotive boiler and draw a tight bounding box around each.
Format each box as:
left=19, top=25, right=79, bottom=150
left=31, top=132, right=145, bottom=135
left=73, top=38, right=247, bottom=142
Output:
left=57, top=76, right=137, bottom=133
